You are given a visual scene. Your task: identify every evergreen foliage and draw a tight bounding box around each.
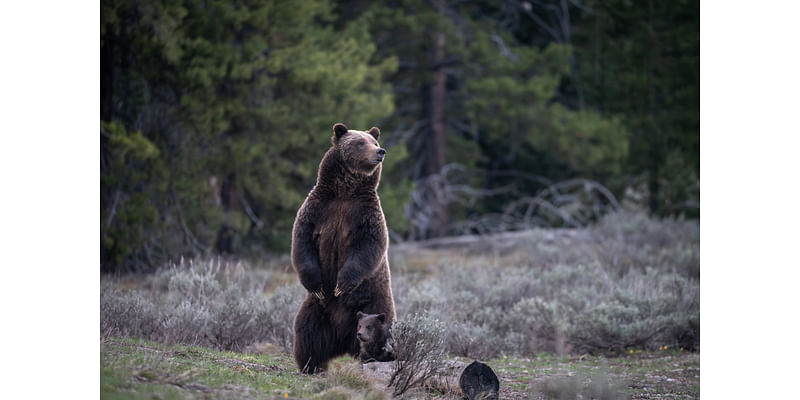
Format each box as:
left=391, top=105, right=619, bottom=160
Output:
left=101, top=0, right=698, bottom=271
left=102, top=0, right=400, bottom=270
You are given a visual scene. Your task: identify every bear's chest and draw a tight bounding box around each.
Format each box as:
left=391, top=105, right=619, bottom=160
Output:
left=315, top=200, right=354, bottom=232
left=313, top=200, right=364, bottom=260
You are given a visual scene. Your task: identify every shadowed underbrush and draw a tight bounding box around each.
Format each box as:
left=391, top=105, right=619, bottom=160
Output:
left=101, top=211, right=699, bottom=359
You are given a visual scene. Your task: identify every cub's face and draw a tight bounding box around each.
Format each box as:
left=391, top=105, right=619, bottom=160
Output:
left=332, top=123, right=386, bottom=176
left=356, top=311, right=387, bottom=343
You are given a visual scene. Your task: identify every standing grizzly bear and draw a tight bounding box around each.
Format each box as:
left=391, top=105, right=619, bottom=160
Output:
left=291, top=123, right=396, bottom=373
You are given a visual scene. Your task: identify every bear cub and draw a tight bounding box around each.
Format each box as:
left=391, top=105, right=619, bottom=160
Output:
left=356, top=311, right=395, bottom=362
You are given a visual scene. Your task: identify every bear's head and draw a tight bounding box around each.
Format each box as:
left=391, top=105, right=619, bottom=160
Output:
left=356, top=311, right=389, bottom=344
left=331, top=123, right=386, bottom=176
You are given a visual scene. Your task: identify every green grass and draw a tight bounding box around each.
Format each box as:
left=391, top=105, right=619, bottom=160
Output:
left=101, top=337, right=317, bottom=399
left=490, top=350, right=700, bottom=399
left=101, top=337, right=698, bottom=399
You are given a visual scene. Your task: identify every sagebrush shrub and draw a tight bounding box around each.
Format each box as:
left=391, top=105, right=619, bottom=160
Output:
left=101, top=212, right=699, bottom=358
left=257, top=284, right=304, bottom=352
left=161, top=299, right=210, bottom=345
left=101, top=259, right=303, bottom=351
left=208, top=286, right=262, bottom=351
left=101, top=282, right=159, bottom=340
left=390, top=212, right=699, bottom=357
left=389, top=313, right=447, bottom=396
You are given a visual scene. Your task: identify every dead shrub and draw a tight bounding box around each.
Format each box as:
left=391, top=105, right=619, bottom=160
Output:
left=388, top=313, right=447, bottom=397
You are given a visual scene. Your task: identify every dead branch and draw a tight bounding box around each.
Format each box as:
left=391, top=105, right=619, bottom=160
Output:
left=491, top=34, right=519, bottom=62
left=104, top=187, right=122, bottom=231
left=170, top=190, right=209, bottom=254
left=404, top=163, right=620, bottom=238
left=237, top=189, right=264, bottom=230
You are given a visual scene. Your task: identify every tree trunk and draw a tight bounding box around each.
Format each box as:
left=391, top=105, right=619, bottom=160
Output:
left=646, top=0, right=662, bottom=215
left=420, top=0, right=449, bottom=238
left=427, top=34, right=447, bottom=177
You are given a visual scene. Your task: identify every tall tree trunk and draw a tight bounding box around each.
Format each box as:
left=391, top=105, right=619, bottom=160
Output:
left=427, top=32, right=446, bottom=178
left=409, top=0, right=449, bottom=240
left=646, top=0, right=662, bottom=215
left=423, top=0, right=448, bottom=238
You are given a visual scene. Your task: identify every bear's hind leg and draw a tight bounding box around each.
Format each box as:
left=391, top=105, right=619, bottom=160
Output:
left=293, top=298, right=334, bottom=373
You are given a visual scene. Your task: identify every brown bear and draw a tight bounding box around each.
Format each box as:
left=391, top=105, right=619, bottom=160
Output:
left=356, top=311, right=395, bottom=363
left=291, top=123, right=396, bottom=373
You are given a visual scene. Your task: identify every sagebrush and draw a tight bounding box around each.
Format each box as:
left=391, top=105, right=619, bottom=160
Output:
left=387, top=313, right=447, bottom=396
left=391, top=211, right=699, bottom=357
left=101, top=259, right=303, bottom=352
left=101, top=211, right=699, bottom=358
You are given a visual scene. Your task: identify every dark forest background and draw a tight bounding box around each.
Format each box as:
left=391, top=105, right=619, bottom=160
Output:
left=100, top=0, right=699, bottom=272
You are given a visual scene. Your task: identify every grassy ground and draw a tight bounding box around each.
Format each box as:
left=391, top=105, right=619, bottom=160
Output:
left=495, top=351, right=699, bottom=399
left=101, top=337, right=315, bottom=400
left=101, top=337, right=698, bottom=399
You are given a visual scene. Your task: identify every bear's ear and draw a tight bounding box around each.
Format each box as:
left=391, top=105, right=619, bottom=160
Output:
left=376, top=313, right=386, bottom=323
left=367, top=127, right=380, bottom=140
left=333, top=123, right=349, bottom=142
left=357, top=311, right=366, bottom=320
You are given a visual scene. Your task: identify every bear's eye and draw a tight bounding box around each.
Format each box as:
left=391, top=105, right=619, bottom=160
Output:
left=359, top=140, right=366, bottom=146
left=367, top=326, right=373, bottom=331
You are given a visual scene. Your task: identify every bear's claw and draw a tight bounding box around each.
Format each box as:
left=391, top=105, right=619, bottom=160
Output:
left=313, top=290, right=326, bottom=305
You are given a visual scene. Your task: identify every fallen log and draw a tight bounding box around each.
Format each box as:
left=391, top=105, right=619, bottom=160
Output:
left=361, top=359, right=499, bottom=399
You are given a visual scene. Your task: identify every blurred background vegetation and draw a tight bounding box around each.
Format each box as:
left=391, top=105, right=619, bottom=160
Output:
left=101, top=0, right=699, bottom=272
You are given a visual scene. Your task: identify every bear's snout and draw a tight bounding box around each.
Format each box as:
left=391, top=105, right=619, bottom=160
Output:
left=357, top=332, right=365, bottom=341
left=374, top=148, right=386, bottom=163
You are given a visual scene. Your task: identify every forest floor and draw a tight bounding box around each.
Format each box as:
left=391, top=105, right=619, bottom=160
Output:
left=101, top=337, right=699, bottom=399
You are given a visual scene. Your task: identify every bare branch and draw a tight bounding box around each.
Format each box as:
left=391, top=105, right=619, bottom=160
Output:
left=170, top=190, right=209, bottom=254
left=104, top=188, right=122, bottom=230
left=491, top=34, right=519, bottom=62
left=568, top=0, right=593, bottom=14
left=405, top=163, right=621, bottom=238
left=517, top=0, right=563, bottom=41
left=237, top=190, right=264, bottom=230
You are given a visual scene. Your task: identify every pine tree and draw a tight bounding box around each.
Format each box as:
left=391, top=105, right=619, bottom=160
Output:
left=101, top=0, right=401, bottom=271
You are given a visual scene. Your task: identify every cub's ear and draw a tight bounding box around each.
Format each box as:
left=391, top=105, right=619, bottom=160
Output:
left=333, top=123, right=349, bottom=142
left=377, top=313, right=386, bottom=323
left=367, top=127, right=380, bottom=140
left=357, top=311, right=366, bottom=320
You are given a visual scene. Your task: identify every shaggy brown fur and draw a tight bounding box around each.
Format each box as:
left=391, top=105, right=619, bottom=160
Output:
left=291, top=123, right=395, bottom=373
left=356, top=311, right=395, bottom=363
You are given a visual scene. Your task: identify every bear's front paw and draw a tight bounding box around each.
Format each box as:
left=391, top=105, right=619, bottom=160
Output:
left=334, top=280, right=356, bottom=297
left=312, top=290, right=327, bottom=306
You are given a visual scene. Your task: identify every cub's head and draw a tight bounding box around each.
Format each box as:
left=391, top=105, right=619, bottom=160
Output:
left=356, top=311, right=389, bottom=344
left=332, top=123, right=386, bottom=176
